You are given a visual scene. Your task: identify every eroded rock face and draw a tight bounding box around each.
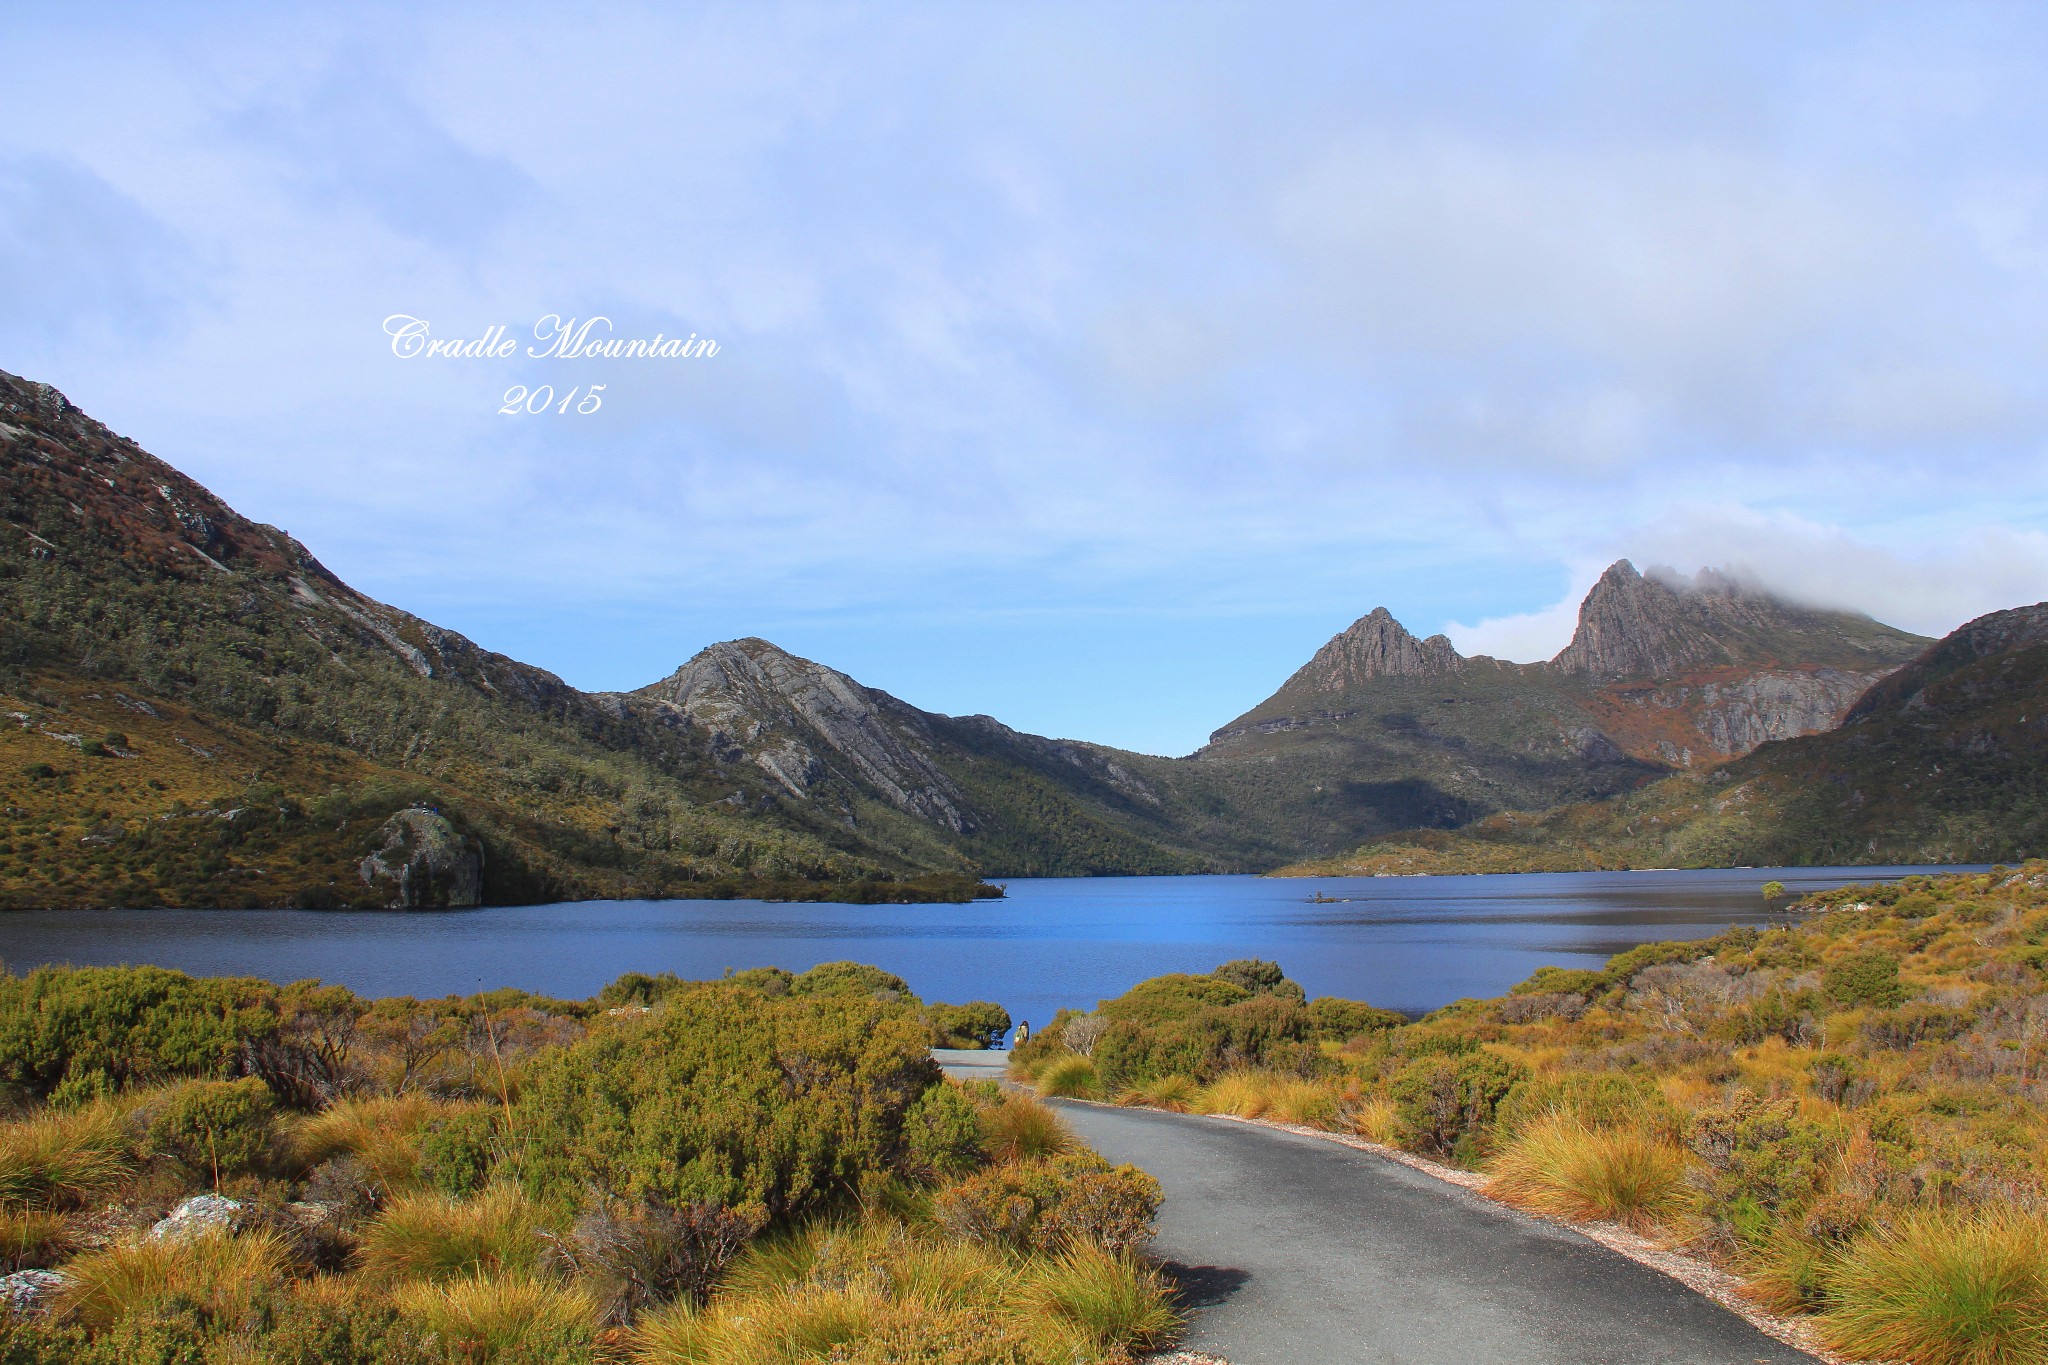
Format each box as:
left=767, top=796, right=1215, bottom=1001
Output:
left=1284, top=607, right=1465, bottom=692
left=148, top=1193, right=242, bottom=1243
left=358, top=808, right=483, bottom=909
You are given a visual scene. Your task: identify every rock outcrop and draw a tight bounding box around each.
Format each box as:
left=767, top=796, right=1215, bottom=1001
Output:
left=1282, top=608, right=1465, bottom=692
left=358, top=808, right=483, bottom=909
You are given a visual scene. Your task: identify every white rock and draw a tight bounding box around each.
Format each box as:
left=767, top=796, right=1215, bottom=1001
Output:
left=148, top=1193, right=242, bottom=1243
left=0, top=1269, right=68, bottom=1314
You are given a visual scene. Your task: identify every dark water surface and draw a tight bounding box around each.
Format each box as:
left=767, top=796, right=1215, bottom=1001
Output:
left=0, top=866, right=1980, bottom=1024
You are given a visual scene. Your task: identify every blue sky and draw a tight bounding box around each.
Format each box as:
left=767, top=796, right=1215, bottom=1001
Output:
left=6, top=1, right=2048, bottom=755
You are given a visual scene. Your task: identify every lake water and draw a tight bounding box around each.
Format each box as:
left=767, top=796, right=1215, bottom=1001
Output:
left=0, top=865, right=1978, bottom=1025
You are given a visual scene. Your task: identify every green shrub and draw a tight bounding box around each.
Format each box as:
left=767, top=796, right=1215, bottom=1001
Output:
left=0, top=965, right=271, bottom=1100
left=144, top=1078, right=277, bottom=1185
left=788, top=962, right=910, bottom=999
left=1212, top=959, right=1305, bottom=1002
left=1496, top=1073, right=1669, bottom=1139
left=901, top=1084, right=983, bottom=1181
left=1687, top=1097, right=1841, bottom=1248
left=1825, top=949, right=1906, bottom=1009
left=418, top=1108, right=498, bottom=1198
left=1306, top=997, right=1404, bottom=1041
left=512, top=981, right=938, bottom=1220
left=1389, top=1049, right=1526, bottom=1160
left=933, top=1152, right=1161, bottom=1255
left=926, top=1001, right=1011, bottom=1050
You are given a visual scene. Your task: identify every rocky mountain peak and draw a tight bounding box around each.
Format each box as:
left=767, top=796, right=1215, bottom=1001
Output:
left=1282, top=606, right=1464, bottom=695
left=1546, top=560, right=1921, bottom=682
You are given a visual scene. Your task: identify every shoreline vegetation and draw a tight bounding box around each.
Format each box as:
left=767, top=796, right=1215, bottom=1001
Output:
left=1012, top=863, right=2048, bottom=1365
left=0, top=959, right=1178, bottom=1363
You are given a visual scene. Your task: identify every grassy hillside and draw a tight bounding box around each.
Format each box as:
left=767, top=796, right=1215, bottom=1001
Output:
left=1282, top=602, right=2048, bottom=876
left=1014, top=864, right=2048, bottom=1364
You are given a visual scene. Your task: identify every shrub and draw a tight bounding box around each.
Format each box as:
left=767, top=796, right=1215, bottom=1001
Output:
left=1496, top=1073, right=1669, bottom=1140
left=1822, top=1209, right=2048, bottom=1365
left=933, top=1153, right=1160, bottom=1256
left=1485, top=1117, right=1695, bottom=1230
left=0, top=1104, right=130, bottom=1208
left=144, top=1077, right=277, bottom=1185
left=1212, top=959, right=1305, bottom=1001
left=1388, top=1050, right=1527, bottom=1160
left=1687, top=1097, right=1841, bottom=1248
left=1825, top=949, right=1907, bottom=1009
left=788, top=962, right=910, bottom=999
left=1034, top=1056, right=1101, bottom=1100
left=512, top=984, right=938, bottom=1220
left=1307, top=997, right=1404, bottom=1041
left=926, top=1001, right=1011, bottom=1050
left=394, top=1273, right=598, bottom=1363
left=358, top=1186, right=542, bottom=1283
left=553, top=1195, right=759, bottom=1322
left=418, top=1108, right=499, bottom=1198
left=900, top=1083, right=984, bottom=1181
left=0, top=965, right=267, bottom=1099
left=56, top=1229, right=292, bottom=1328
left=977, top=1093, right=1073, bottom=1163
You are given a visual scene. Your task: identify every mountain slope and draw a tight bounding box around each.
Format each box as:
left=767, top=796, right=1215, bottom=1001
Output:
left=1285, top=602, right=2048, bottom=874
left=1182, top=561, right=1928, bottom=858
left=0, top=371, right=1005, bottom=904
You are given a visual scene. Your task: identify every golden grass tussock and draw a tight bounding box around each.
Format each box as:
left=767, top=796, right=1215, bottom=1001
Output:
left=1344, top=1095, right=1402, bottom=1145
left=1193, top=1071, right=1270, bottom=1119
left=0, top=1103, right=131, bottom=1209
left=1484, top=1115, right=1695, bottom=1231
left=1114, top=1075, right=1199, bottom=1112
left=1032, top=1056, right=1101, bottom=1100
left=292, top=1093, right=465, bottom=1191
left=56, top=1229, right=293, bottom=1328
left=1820, top=1208, right=2048, bottom=1365
left=632, top=1282, right=882, bottom=1363
left=1013, top=1242, right=1182, bottom=1356
left=358, top=1184, right=541, bottom=1284
left=394, top=1272, right=599, bottom=1360
left=979, top=1092, right=1074, bottom=1163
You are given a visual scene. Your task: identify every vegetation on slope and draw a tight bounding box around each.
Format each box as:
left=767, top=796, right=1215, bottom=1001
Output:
left=0, top=961, right=1173, bottom=1363
left=1017, top=865, right=2048, bottom=1364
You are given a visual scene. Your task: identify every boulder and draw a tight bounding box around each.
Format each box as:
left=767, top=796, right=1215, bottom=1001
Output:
left=358, top=807, right=484, bottom=909
left=148, top=1192, right=242, bottom=1243
left=0, top=1269, right=67, bottom=1314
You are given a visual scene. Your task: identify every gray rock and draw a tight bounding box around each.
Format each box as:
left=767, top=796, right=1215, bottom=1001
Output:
left=0, top=1269, right=67, bottom=1314
left=359, top=807, right=483, bottom=909
left=148, top=1193, right=242, bottom=1243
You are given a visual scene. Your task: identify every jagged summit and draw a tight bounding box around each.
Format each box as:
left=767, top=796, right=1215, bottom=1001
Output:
left=1549, top=560, right=1929, bottom=681
left=1280, top=606, right=1465, bottom=694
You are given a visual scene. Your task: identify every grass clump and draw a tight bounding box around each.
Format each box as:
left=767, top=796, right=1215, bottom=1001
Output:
left=1484, top=1116, right=1694, bottom=1230
left=358, top=1185, right=541, bottom=1283
left=0, top=1104, right=130, bottom=1209
left=1115, top=1075, right=1199, bottom=1112
left=1033, top=1056, right=1101, bottom=1100
left=978, top=1092, right=1073, bottom=1162
left=1015, top=1243, right=1182, bottom=1357
left=394, top=1272, right=599, bottom=1362
left=56, top=1229, right=292, bottom=1328
left=1821, top=1209, right=2048, bottom=1365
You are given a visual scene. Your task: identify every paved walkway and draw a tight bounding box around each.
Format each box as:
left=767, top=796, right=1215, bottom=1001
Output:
left=931, top=1050, right=1820, bottom=1365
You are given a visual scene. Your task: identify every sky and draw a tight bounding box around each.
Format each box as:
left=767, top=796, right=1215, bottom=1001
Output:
left=5, top=1, right=2048, bottom=756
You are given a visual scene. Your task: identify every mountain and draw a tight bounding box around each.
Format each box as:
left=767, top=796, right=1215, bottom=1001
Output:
left=1283, top=601, right=2048, bottom=874
left=0, top=370, right=1230, bottom=908
left=1181, top=561, right=1929, bottom=859
left=0, top=368, right=1965, bottom=907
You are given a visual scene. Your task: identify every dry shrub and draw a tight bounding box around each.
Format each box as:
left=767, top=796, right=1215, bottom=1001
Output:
left=56, top=1228, right=292, bottom=1328
left=551, top=1195, right=759, bottom=1324
left=359, top=1185, right=541, bottom=1283
left=0, top=1104, right=131, bottom=1209
left=933, top=1153, right=1161, bottom=1256
left=1485, top=1115, right=1695, bottom=1231
left=1822, top=1208, right=2048, bottom=1365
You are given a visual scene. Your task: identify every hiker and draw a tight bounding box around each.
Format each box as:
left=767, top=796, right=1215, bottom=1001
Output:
left=1012, top=1020, right=1030, bottom=1048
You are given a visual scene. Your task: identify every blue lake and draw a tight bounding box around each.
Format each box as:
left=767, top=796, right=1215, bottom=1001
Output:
left=0, top=866, right=1979, bottom=1025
